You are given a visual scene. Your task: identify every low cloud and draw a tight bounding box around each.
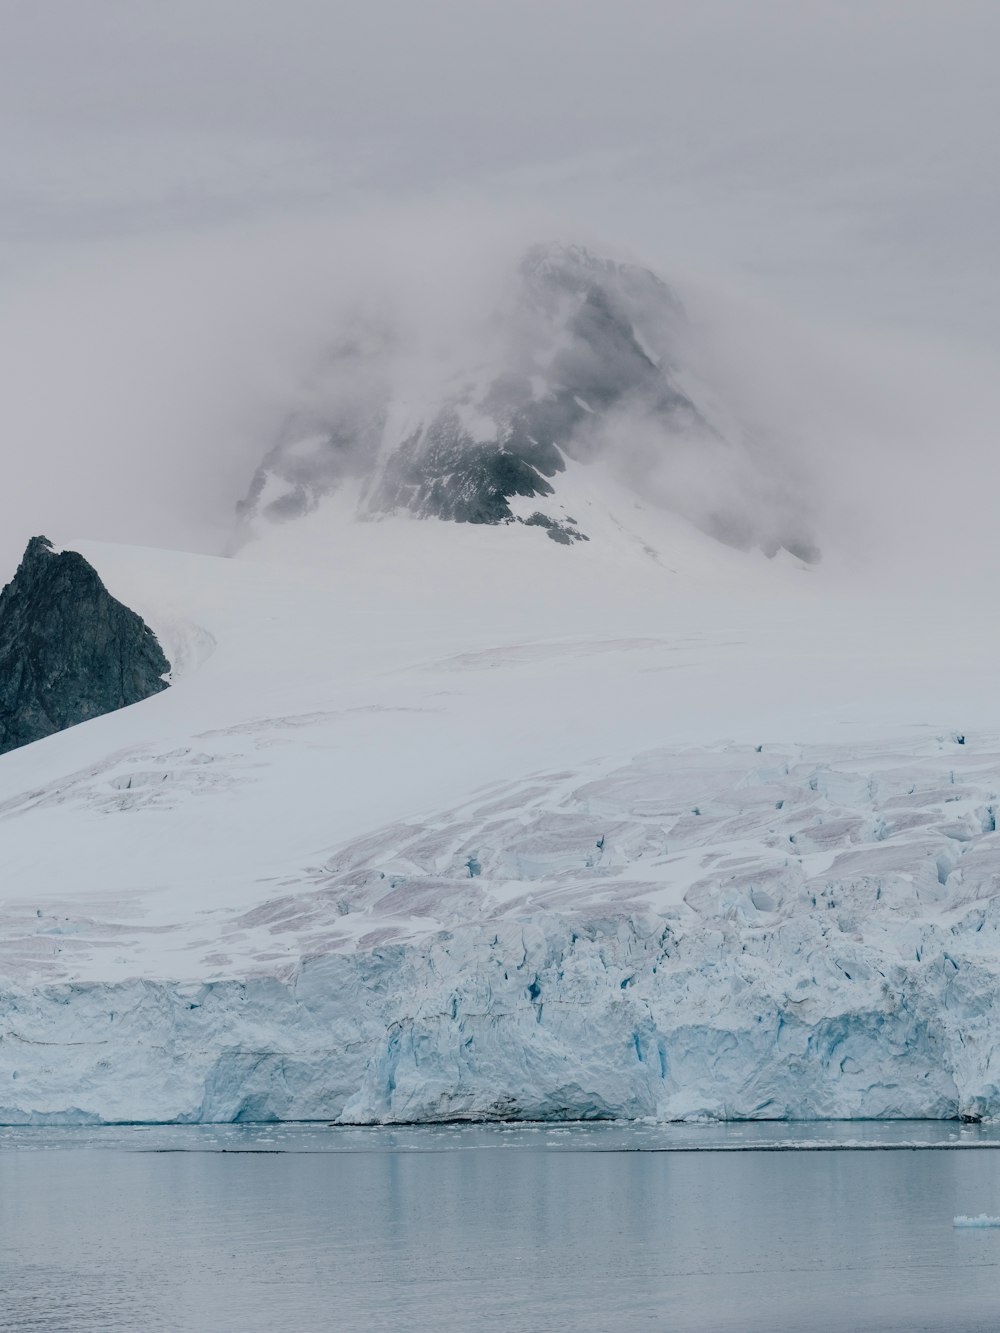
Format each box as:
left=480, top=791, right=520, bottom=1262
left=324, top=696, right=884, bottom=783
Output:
left=0, top=199, right=996, bottom=588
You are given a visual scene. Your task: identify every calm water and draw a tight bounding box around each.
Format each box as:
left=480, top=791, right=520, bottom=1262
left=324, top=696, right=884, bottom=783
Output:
left=4, top=1122, right=1000, bottom=1331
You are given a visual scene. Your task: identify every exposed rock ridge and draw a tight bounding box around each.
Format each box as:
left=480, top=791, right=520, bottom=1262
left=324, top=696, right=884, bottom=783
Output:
left=235, top=241, right=817, bottom=554
left=0, top=536, right=170, bottom=755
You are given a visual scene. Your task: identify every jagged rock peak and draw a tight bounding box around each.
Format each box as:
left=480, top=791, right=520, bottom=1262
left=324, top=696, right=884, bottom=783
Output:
left=0, top=536, right=170, bottom=756
left=236, top=241, right=700, bottom=541
left=519, top=239, right=672, bottom=296
left=234, top=239, right=818, bottom=564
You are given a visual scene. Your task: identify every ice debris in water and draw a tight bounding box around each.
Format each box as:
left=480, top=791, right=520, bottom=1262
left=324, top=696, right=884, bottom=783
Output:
left=953, top=1215, right=1000, bottom=1228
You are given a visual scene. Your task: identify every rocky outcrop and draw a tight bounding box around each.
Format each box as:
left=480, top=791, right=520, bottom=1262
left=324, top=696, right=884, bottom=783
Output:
left=0, top=536, right=170, bottom=755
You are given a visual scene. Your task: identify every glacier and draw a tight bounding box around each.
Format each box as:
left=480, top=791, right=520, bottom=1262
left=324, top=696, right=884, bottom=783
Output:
left=5, top=727, right=1000, bottom=1125
left=1, top=437, right=1000, bottom=1125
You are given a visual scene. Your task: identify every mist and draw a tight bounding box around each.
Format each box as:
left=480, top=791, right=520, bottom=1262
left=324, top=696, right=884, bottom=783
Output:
left=1, top=200, right=998, bottom=586
left=1, top=1, right=997, bottom=586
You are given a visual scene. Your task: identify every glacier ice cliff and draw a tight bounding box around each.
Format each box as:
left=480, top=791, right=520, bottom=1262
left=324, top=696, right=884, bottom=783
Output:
left=3, top=737, right=1000, bottom=1125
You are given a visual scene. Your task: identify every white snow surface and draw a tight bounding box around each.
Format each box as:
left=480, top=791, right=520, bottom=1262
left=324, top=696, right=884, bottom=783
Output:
left=3, top=482, right=1000, bottom=1125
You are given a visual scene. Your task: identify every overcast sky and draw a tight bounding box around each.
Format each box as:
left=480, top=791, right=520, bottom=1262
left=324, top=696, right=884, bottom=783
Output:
left=0, top=1, right=997, bottom=572
left=3, top=0, right=998, bottom=342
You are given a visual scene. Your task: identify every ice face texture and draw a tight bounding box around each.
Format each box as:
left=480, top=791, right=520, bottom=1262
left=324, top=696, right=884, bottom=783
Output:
left=4, top=738, right=1000, bottom=1126
left=0, top=537, right=170, bottom=754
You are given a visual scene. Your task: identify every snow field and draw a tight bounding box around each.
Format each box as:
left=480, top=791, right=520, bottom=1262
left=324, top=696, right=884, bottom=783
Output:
left=2, top=487, right=1000, bottom=1122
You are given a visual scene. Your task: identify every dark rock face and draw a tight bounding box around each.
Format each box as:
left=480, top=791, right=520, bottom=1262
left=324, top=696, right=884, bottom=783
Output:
left=522, top=512, right=589, bottom=545
left=371, top=410, right=563, bottom=525
left=0, top=537, right=170, bottom=756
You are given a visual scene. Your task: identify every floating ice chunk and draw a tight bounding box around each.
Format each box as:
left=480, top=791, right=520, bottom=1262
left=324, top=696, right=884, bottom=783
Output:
left=953, top=1215, right=1000, bottom=1228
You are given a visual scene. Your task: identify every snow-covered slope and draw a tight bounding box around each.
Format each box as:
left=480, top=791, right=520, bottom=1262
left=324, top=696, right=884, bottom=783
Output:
left=3, top=474, right=1000, bottom=1125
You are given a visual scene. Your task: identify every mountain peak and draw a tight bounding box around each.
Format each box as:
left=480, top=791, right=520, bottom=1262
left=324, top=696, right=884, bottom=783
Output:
left=20, top=533, right=56, bottom=565
left=234, top=242, right=816, bottom=564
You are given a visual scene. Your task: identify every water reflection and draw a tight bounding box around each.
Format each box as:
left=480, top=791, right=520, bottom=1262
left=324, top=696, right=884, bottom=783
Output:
left=2, top=1126, right=1000, bottom=1331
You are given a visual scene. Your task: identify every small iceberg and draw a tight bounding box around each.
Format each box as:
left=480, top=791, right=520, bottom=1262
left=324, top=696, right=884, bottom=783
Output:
left=953, top=1215, right=1000, bottom=1228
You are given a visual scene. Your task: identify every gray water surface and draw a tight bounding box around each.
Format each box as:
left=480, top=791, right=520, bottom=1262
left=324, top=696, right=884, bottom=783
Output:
left=3, top=1123, right=1000, bottom=1331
